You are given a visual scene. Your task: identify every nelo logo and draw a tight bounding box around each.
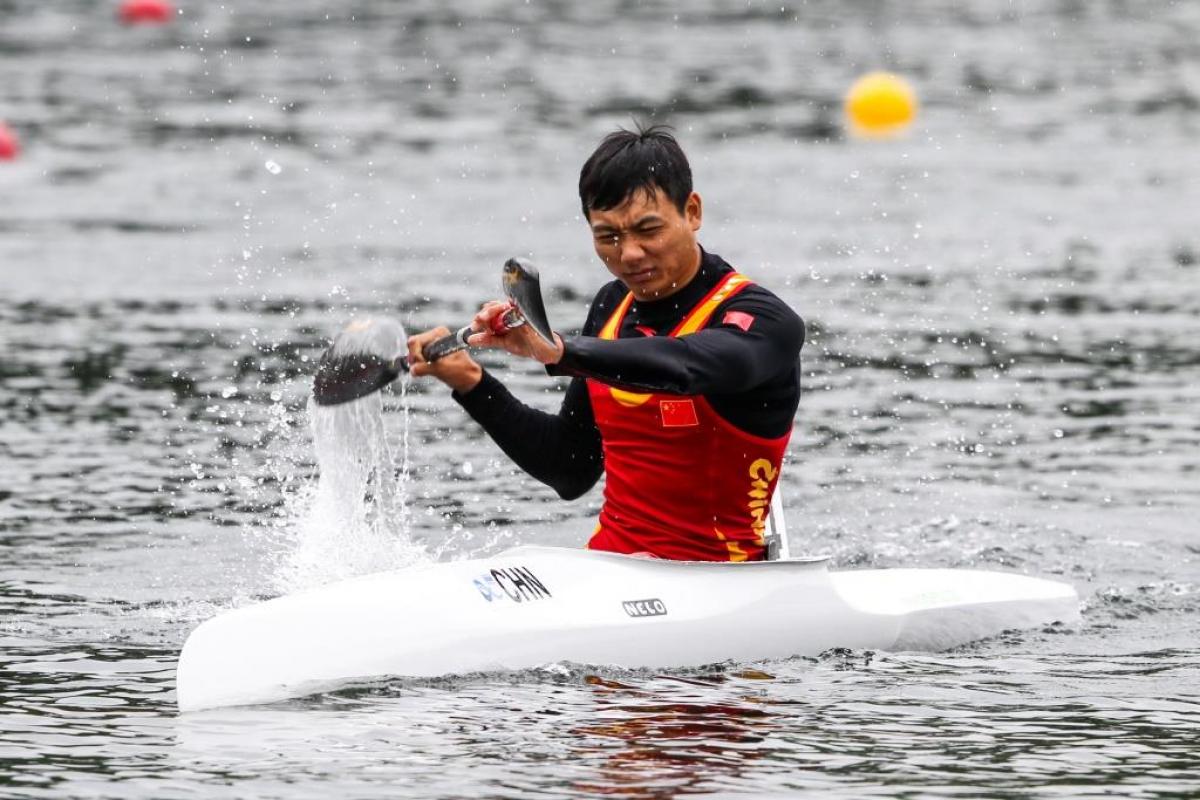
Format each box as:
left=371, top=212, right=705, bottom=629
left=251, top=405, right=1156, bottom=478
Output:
left=622, top=598, right=667, bottom=618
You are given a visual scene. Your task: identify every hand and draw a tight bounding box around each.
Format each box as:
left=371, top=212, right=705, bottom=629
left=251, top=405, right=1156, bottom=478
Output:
left=407, top=326, right=483, bottom=394
left=466, top=300, right=564, bottom=365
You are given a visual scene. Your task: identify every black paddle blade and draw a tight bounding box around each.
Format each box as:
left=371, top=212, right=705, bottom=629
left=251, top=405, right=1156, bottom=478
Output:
left=502, top=258, right=555, bottom=346
left=313, top=353, right=402, bottom=406
left=312, top=318, right=407, bottom=407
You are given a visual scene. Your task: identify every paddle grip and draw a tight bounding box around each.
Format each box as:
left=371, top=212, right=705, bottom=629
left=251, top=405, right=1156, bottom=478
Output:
left=493, top=303, right=532, bottom=336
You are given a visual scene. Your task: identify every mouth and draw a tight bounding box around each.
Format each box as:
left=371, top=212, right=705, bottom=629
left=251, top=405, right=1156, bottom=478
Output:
left=624, top=267, right=656, bottom=284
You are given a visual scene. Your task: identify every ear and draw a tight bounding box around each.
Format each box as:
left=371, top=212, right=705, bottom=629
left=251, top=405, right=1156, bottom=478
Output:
left=685, top=192, right=703, bottom=232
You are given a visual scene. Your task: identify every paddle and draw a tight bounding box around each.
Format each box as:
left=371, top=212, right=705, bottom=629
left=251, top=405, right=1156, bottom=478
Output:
left=312, top=258, right=555, bottom=406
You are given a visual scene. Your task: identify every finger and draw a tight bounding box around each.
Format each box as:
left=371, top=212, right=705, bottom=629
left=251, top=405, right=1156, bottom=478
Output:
left=415, top=357, right=448, bottom=379
left=466, top=331, right=495, bottom=347
left=406, top=336, right=426, bottom=364
left=409, top=327, right=451, bottom=362
left=488, top=302, right=516, bottom=334
left=472, top=301, right=506, bottom=329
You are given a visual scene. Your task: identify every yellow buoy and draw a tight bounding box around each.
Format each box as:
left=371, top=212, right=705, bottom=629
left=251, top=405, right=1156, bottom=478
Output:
left=844, top=72, right=918, bottom=138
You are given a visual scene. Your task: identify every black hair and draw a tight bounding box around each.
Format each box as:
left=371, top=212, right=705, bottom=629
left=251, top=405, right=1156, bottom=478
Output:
left=578, top=124, right=693, bottom=219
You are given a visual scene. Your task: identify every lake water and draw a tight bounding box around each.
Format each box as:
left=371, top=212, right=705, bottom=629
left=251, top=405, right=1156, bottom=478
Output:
left=2, top=1, right=1198, bottom=797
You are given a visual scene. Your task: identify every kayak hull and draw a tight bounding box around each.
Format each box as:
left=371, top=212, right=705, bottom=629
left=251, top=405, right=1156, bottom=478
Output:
left=175, top=546, right=1080, bottom=712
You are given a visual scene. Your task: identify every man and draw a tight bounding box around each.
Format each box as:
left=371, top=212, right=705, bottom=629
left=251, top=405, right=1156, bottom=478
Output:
left=407, top=126, right=803, bottom=562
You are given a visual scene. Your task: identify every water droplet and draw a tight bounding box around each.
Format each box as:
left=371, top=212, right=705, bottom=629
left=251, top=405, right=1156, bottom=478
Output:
left=265, top=160, right=282, bottom=175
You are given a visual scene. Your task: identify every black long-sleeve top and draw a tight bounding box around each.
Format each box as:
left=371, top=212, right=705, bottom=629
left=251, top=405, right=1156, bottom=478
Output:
left=453, top=248, right=804, bottom=500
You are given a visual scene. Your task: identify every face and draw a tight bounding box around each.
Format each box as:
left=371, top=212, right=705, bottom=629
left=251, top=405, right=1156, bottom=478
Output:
left=587, top=187, right=703, bottom=301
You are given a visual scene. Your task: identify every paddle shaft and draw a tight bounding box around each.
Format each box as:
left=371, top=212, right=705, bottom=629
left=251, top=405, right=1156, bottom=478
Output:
left=406, top=305, right=524, bottom=369
left=418, top=326, right=472, bottom=365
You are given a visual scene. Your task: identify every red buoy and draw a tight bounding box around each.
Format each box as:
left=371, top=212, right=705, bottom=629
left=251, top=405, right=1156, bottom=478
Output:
left=0, top=122, right=18, bottom=161
left=119, top=0, right=173, bottom=25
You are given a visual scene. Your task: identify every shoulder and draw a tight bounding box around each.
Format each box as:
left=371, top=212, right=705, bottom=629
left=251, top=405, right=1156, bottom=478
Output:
left=702, top=252, right=798, bottom=318
left=712, top=276, right=804, bottom=348
left=726, top=281, right=798, bottom=316
left=722, top=276, right=802, bottom=324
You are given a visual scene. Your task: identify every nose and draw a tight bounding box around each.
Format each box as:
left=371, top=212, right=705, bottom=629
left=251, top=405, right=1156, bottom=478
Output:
left=619, top=238, right=644, bottom=265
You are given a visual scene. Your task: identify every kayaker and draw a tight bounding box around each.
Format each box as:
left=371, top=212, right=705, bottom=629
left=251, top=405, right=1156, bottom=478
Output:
left=408, top=126, right=804, bottom=561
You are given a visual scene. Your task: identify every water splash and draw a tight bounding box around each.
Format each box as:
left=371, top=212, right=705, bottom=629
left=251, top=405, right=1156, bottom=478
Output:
left=273, top=384, right=428, bottom=592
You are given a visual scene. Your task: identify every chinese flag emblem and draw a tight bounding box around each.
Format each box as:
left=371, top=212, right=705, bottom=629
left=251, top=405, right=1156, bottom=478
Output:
left=660, top=399, right=699, bottom=427
left=722, top=310, right=755, bottom=332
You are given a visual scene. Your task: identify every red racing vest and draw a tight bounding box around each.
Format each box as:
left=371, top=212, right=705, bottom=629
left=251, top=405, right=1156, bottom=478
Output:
left=586, top=272, right=791, bottom=562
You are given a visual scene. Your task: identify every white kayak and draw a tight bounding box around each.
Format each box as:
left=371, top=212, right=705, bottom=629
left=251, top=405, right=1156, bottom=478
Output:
left=176, top=545, right=1080, bottom=711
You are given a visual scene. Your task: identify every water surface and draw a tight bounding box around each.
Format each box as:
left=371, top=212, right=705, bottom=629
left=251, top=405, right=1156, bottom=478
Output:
left=2, top=1, right=1198, bottom=797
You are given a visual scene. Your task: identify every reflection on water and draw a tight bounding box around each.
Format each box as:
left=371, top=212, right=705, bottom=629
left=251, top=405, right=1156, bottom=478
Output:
left=2, top=0, right=1199, bottom=796
left=569, top=676, right=782, bottom=798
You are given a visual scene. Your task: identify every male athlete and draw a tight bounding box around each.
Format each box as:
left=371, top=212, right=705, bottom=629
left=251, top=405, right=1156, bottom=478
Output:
left=407, top=126, right=803, bottom=562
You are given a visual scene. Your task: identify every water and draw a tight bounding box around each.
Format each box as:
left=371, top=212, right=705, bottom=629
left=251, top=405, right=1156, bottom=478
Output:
left=2, top=0, right=1198, bottom=797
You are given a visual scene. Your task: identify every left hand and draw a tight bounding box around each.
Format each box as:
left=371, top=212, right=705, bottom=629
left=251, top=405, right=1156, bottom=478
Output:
left=467, top=300, right=564, bottom=365
left=406, top=326, right=483, bottom=393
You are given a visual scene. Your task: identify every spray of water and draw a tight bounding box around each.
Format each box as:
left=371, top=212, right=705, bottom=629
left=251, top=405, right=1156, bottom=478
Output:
left=273, top=321, right=429, bottom=592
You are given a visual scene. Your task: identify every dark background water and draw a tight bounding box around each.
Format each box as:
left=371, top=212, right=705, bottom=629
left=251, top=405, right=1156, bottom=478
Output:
left=2, top=1, right=1198, bottom=798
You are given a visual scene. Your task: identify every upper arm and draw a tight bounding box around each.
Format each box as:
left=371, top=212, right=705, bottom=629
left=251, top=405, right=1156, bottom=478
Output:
left=709, top=289, right=804, bottom=352
left=681, top=289, right=804, bottom=388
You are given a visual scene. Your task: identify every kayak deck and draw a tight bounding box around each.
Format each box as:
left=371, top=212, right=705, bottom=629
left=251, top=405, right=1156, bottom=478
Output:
left=176, top=546, right=1079, bottom=712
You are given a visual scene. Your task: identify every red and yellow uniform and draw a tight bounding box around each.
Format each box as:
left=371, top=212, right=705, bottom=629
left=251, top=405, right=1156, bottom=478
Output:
left=586, top=273, right=790, bottom=561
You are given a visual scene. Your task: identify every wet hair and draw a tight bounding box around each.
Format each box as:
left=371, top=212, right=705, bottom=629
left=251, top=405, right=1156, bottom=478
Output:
left=578, top=124, right=693, bottom=219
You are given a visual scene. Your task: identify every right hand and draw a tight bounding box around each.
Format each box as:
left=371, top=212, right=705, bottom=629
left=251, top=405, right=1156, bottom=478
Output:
left=466, top=301, right=564, bottom=365
left=407, top=327, right=484, bottom=394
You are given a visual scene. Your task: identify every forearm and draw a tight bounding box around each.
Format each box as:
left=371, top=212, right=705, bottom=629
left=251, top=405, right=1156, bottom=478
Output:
left=452, top=371, right=602, bottom=500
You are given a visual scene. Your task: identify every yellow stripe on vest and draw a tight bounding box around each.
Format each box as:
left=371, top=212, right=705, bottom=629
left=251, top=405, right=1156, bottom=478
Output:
left=598, top=292, right=636, bottom=341
left=713, top=527, right=749, bottom=562
left=672, top=273, right=751, bottom=337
